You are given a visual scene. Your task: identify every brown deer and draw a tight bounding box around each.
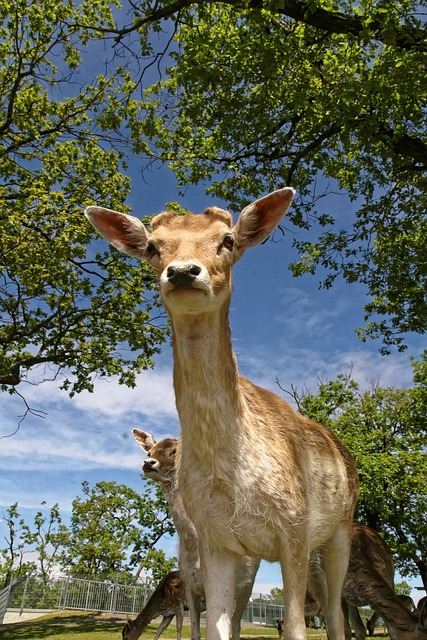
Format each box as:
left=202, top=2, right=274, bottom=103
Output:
left=342, top=523, right=427, bottom=640
left=132, top=428, right=259, bottom=640
left=367, top=596, right=415, bottom=637
left=122, top=570, right=186, bottom=640
left=276, top=524, right=426, bottom=640
left=85, top=187, right=359, bottom=640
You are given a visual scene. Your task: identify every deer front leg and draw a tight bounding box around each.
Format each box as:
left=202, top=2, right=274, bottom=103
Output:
left=186, top=585, right=203, bottom=640
left=200, top=543, right=235, bottom=640
left=348, top=605, right=366, bottom=640
left=175, top=603, right=185, bottom=640
left=153, top=615, right=174, bottom=640
left=280, top=537, right=309, bottom=640
left=231, top=585, right=252, bottom=640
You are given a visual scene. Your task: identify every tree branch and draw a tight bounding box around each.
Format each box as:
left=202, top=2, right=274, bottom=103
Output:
left=275, top=0, right=427, bottom=52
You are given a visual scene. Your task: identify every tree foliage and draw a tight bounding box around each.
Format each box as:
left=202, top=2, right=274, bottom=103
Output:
left=131, top=0, right=427, bottom=353
left=0, top=0, right=167, bottom=403
left=287, top=352, right=427, bottom=590
left=60, top=479, right=176, bottom=581
left=0, top=480, right=176, bottom=587
left=0, top=501, right=67, bottom=589
left=1, top=0, right=426, bottom=402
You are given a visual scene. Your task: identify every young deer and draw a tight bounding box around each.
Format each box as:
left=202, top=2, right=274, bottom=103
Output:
left=132, top=428, right=259, bottom=640
left=85, top=188, right=359, bottom=640
left=122, top=570, right=186, bottom=640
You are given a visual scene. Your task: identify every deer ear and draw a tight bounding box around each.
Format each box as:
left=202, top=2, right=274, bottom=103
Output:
left=85, top=206, right=150, bottom=258
left=132, top=428, right=156, bottom=452
left=233, top=188, right=295, bottom=252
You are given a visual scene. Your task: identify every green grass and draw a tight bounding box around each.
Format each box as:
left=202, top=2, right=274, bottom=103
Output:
left=0, top=612, right=391, bottom=640
left=0, top=612, right=281, bottom=640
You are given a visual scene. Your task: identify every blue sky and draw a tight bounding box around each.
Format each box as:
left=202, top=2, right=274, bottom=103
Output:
left=0, top=166, right=425, bottom=602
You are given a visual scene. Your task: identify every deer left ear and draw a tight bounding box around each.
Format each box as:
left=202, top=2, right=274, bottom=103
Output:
left=85, top=206, right=150, bottom=258
left=132, top=428, right=156, bottom=452
left=232, top=188, right=295, bottom=252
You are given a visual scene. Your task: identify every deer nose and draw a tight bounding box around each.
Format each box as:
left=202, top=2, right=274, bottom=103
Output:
left=166, top=264, right=201, bottom=286
left=143, top=459, right=156, bottom=471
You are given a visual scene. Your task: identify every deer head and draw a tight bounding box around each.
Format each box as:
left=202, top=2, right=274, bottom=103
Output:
left=133, top=428, right=178, bottom=484
left=85, top=188, right=295, bottom=317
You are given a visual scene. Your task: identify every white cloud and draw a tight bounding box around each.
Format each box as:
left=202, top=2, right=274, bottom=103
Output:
left=73, top=368, right=177, bottom=418
left=237, top=341, right=416, bottom=400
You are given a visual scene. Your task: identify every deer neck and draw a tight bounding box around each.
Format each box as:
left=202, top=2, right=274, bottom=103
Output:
left=363, top=580, right=417, bottom=637
left=163, top=481, right=199, bottom=553
left=163, top=482, right=197, bottom=536
left=170, top=303, right=242, bottom=429
left=131, top=598, right=157, bottom=632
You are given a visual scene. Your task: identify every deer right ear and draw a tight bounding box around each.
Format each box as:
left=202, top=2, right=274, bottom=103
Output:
left=132, top=428, right=156, bottom=452
left=233, top=187, right=295, bottom=252
left=85, top=206, right=150, bottom=258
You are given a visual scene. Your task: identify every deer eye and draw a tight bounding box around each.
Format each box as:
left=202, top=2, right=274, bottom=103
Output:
left=220, top=235, right=235, bottom=252
left=170, top=448, right=176, bottom=456
left=145, top=241, right=159, bottom=259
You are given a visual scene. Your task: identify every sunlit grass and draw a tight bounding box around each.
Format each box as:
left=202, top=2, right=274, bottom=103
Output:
left=0, top=611, right=391, bottom=640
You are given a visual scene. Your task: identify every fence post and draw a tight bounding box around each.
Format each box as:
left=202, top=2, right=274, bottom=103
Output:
left=19, top=573, right=30, bottom=616
left=110, top=574, right=119, bottom=613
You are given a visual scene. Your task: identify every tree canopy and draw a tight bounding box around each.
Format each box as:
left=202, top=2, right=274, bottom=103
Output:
left=137, top=0, right=427, bottom=353
left=1, top=0, right=426, bottom=403
left=0, top=0, right=167, bottom=404
left=60, top=479, right=176, bottom=581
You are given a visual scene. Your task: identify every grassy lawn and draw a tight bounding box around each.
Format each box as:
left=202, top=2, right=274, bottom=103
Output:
left=0, top=612, right=282, bottom=640
left=0, top=612, right=391, bottom=640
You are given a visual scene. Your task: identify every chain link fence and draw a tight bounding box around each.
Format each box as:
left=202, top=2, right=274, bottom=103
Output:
left=2, top=573, right=284, bottom=626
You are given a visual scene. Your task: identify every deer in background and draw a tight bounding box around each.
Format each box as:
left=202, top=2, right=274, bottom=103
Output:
left=85, top=187, right=359, bottom=640
left=343, top=523, right=427, bottom=640
left=276, top=524, right=426, bottom=640
left=122, top=570, right=186, bottom=640
left=132, top=428, right=259, bottom=640
left=367, top=595, right=415, bottom=636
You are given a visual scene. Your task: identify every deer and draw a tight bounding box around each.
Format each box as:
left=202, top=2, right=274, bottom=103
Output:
left=132, top=428, right=259, bottom=640
left=342, top=523, right=427, bottom=640
left=367, top=596, right=415, bottom=637
left=418, top=599, right=427, bottom=614
left=276, top=524, right=426, bottom=640
left=122, top=570, right=186, bottom=640
left=85, top=187, right=359, bottom=640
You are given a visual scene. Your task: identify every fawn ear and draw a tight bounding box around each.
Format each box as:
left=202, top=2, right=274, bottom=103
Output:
left=233, top=188, right=295, bottom=252
left=132, top=429, right=156, bottom=452
left=85, top=206, right=150, bottom=258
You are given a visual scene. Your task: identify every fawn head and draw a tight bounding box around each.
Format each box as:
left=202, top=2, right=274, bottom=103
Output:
left=133, top=428, right=178, bottom=483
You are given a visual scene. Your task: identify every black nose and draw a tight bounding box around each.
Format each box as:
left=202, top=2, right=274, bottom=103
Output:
left=143, top=459, right=156, bottom=471
left=167, top=264, right=201, bottom=286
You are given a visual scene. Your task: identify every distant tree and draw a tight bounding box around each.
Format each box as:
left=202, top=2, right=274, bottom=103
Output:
left=270, top=586, right=285, bottom=602
left=60, top=479, right=176, bottom=581
left=395, top=581, right=413, bottom=597
left=20, top=502, right=68, bottom=585
left=286, top=353, right=427, bottom=590
left=0, top=501, right=66, bottom=589
left=0, top=503, right=34, bottom=589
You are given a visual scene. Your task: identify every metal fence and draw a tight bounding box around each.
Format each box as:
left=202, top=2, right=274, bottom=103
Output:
left=4, top=573, right=155, bottom=616
left=2, top=573, right=284, bottom=626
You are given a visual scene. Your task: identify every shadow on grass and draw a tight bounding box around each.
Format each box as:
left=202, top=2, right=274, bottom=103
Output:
left=0, top=611, right=125, bottom=639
